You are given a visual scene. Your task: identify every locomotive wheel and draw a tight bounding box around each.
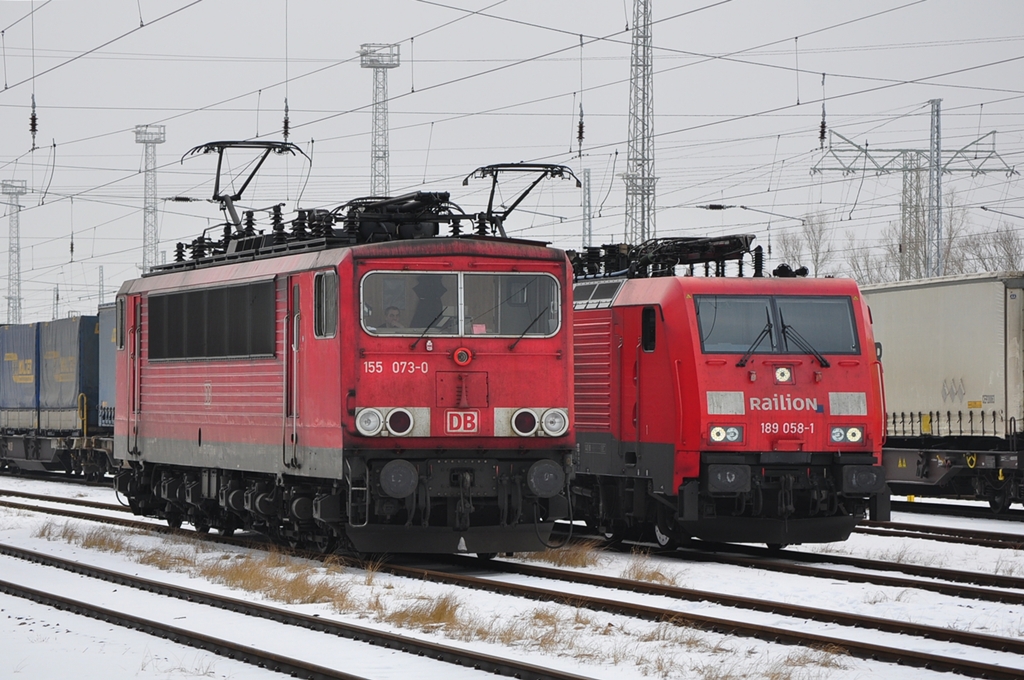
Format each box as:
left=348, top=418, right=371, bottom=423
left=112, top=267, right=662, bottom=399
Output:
left=654, top=506, right=684, bottom=549
left=766, top=543, right=789, bottom=552
left=476, top=552, right=497, bottom=561
left=166, top=514, right=183, bottom=530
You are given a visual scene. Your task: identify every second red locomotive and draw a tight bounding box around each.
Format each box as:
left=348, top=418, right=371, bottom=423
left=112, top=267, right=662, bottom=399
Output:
left=569, top=237, right=889, bottom=547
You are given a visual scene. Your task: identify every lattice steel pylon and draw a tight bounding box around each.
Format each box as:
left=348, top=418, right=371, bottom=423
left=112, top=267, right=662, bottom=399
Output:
left=360, top=43, right=400, bottom=197
left=812, top=100, right=1017, bottom=279
left=135, top=125, right=166, bottom=274
left=3, top=179, right=27, bottom=324
left=623, top=0, right=657, bottom=244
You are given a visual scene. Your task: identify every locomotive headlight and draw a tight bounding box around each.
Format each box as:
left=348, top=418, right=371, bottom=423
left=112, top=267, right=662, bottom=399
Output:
left=512, top=409, right=538, bottom=436
left=386, top=408, right=414, bottom=437
left=830, top=425, right=865, bottom=444
left=709, top=425, right=743, bottom=444
left=774, top=366, right=793, bottom=383
left=356, top=408, right=384, bottom=436
left=541, top=408, right=569, bottom=437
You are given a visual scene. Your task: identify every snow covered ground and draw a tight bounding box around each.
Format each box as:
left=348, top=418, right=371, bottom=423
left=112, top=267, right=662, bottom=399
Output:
left=1, top=476, right=1022, bottom=680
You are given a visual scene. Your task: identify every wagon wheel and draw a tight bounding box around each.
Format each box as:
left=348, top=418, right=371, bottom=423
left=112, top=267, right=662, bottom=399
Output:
left=989, top=490, right=1012, bottom=514
left=476, top=552, right=498, bottom=561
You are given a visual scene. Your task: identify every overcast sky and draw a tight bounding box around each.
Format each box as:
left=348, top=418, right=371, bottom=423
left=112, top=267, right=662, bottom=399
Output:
left=0, top=0, right=1021, bottom=320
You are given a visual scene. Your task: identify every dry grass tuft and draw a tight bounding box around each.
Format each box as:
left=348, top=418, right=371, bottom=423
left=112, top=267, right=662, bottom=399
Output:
left=384, top=592, right=463, bottom=631
left=620, top=547, right=677, bottom=585
left=80, top=527, right=131, bottom=553
left=32, top=520, right=58, bottom=540
left=519, top=539, right=604, bottom=569
left=195, top=552, right=345, bottom=605
left=362, top=555, right=387, bottom=585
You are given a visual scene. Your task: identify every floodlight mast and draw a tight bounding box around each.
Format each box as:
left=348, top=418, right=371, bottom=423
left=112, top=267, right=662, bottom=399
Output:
left=360, top=43, right=400, bottom=197
left=135, top=125, right=166, bottom=274
left=3, top=179, right=27, bottom=323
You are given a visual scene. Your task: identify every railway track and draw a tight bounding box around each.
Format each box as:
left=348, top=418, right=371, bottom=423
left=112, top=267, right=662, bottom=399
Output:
left=2, top=490, right=1023, bottom=678
left=0, top=541, right=592, bottom=680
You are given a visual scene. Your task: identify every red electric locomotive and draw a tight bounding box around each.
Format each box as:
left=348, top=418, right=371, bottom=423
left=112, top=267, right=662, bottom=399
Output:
left=114, top=143, right=577, bottom=554
left=569, top=237, right=889, bottom=548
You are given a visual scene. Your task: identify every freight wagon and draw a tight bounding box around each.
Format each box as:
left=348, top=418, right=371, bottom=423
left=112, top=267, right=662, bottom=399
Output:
left=863, top=272, right=1024, bottom=510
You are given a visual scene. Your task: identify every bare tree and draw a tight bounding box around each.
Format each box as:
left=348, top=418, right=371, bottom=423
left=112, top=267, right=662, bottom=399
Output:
left=843, top=230, right=896, bottom=285
left=801, top=212, right=836, bottom=277
left=773, top=226, right=804, bottom=269
left=961, top=222, right=1024, bottom=272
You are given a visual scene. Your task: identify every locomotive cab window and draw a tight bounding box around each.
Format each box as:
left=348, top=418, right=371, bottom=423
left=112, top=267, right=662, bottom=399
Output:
left=314, top=271, right=339, bottom=338
left=361, top=271, right=560, bottom=338
left=695, top=294, right=859, bottom=355
left=361, top=272, right=459, bottom=335
left=463, top=273, right=559, bottom=337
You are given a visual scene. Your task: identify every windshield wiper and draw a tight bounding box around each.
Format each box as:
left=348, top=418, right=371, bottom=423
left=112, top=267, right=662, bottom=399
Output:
left=410, top=309, right=446, bottom=350
left=736, top=309, right=772, bottom=367
left=509, top=305, right=549, bottom=351
left=779, top=310, right=830, bottom=368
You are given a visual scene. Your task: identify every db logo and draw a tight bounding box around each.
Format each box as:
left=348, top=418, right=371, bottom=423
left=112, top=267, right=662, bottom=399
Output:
left=446, top=410, right=479, bottom=434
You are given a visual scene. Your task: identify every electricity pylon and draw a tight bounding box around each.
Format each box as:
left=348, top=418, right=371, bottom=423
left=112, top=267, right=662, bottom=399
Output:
left=623, top=0, right=657, bottom=244
left=812, top=100, right=1016, bottom=278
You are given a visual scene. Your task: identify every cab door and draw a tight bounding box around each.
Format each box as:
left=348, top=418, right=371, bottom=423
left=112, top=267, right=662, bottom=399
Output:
left=284, top=277, right=302, bottom=468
